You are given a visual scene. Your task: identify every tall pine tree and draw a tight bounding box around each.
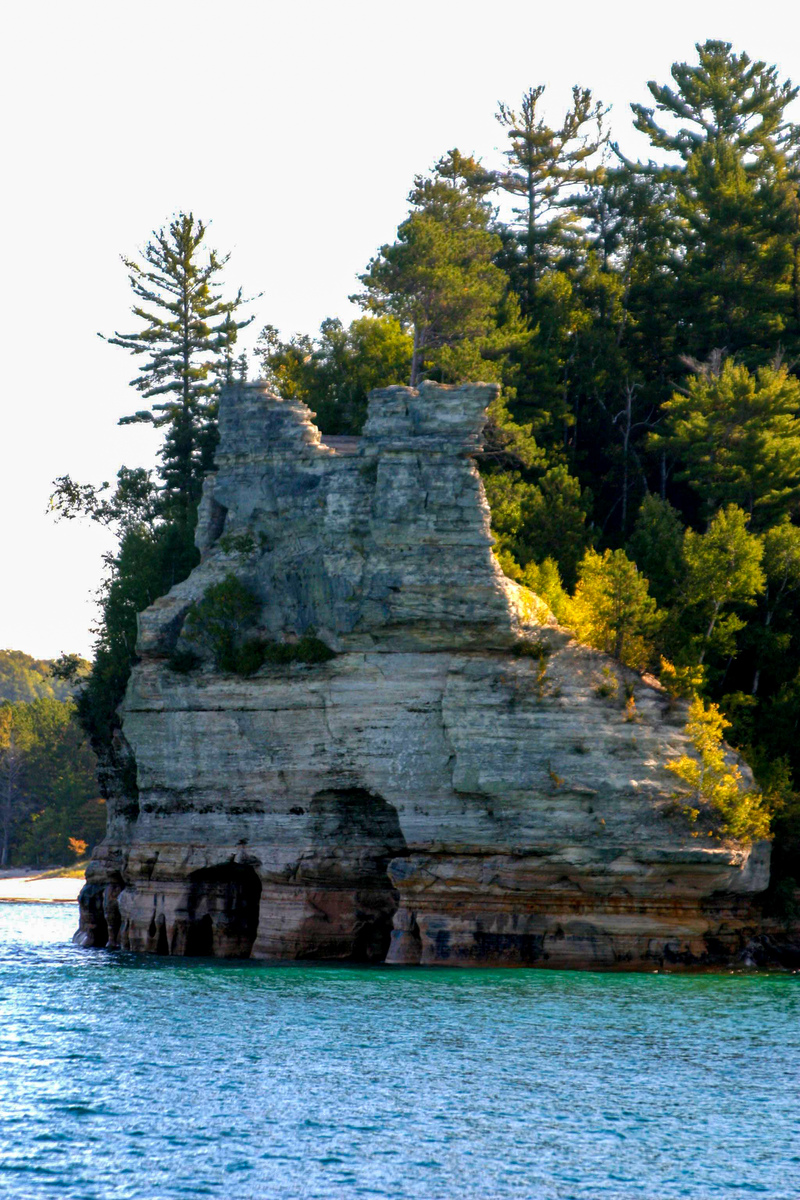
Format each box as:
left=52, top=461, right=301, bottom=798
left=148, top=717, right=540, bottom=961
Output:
left=496, top=85, right=607, bottom=311
left=626, top=40, right=800, bottom=359
left=101, top=213, right=251, bottom=523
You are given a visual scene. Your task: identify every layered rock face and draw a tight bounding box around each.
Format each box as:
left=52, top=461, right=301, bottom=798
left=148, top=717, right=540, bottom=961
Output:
left=78, top=381, right=772, bottom=968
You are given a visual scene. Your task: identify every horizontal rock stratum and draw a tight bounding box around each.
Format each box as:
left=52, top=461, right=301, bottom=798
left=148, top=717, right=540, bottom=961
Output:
left=77, top=381, right=775, bottom=969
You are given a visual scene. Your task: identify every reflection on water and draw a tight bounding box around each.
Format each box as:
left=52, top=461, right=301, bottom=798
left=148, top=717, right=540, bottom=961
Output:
left=1, top=903, right=799, bottom=1199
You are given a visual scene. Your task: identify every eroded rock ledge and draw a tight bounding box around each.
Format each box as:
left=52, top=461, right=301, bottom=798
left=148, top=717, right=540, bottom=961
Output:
left=78, top=382, right=779, bottom=969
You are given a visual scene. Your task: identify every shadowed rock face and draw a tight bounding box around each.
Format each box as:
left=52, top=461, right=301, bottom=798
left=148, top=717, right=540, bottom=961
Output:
left=77, top=382, right=779, bottom=969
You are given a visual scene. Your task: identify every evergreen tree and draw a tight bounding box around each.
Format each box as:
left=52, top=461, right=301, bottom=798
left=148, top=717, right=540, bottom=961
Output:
left=101, top=213, right=251, bottom=523
left=521, top=465, right=593, bottom=588
left=749, top=520, right=800, bottom=694
left=355, top=151, right=520, bottom=385
left=627, top=495, right=686, bottom=607
left=496, top=85, right=607, bottom=309
left=482, top=462, right=591, bottom=589
left=627, top=40, right=800, bottom=358
left=652, top=357, right=800, bottom=524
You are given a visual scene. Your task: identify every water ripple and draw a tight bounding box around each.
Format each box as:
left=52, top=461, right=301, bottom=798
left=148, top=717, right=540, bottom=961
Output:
left=1, top=904, right=799, bottom=1199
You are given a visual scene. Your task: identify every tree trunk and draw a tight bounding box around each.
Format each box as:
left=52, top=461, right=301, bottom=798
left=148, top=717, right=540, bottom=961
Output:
left=752, top=606, right=774, bottom=695
left=699, top=602, right=721, bottom=665
left=410, top=326, right=421, bottom=387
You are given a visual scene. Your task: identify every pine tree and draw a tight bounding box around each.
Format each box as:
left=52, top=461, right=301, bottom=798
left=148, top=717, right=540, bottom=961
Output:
left=355, top=151, right=519, bottom=385
left=101, top=213, right=251, bottom=523
left=627, top=40, right=800, bottom=358
left=652, top=357, right=800, bottom=524
left=749, top=520, right=800, bottom=694
left=496, top=85, right=607, bottom=310
left=627, top=495, right=686, bottom=607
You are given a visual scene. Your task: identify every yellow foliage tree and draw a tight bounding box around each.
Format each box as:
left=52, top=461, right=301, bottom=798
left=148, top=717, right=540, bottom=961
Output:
left=665, top=698, right=770, bottom=843
left=567, top=548, right=660, bottom=670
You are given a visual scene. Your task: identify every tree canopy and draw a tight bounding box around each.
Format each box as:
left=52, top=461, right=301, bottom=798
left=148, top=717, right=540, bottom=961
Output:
left=56, top=37, right=800, bottom=895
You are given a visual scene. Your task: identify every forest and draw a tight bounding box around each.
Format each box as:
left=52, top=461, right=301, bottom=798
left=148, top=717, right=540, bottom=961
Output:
left=0, top=651, right=102, bottom=866
left=44, top=40, right=800, bottom=901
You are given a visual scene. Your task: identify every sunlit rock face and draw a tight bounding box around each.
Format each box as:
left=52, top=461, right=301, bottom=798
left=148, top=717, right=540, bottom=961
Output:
left=77, top=381, right=772, bottom=969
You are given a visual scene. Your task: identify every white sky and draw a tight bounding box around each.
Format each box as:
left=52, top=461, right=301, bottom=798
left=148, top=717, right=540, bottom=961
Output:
left=3, top=0, right=799, bottom=659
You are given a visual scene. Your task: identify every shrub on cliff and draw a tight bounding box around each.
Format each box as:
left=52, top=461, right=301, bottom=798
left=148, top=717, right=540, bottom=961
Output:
left=182, top=576, right=335, bottom=675
left=666, top=698, right=770, bottom=843
left=234, top=636, right=335, bottom=675
left=183, top=575, right=262, bottom=673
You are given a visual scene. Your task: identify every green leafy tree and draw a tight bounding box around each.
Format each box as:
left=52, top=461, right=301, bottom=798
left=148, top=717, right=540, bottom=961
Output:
left=627, top=494, right=686, bottom=607
left=0, top=699, right=100, bottom=866
left=101, top=213, right=251, bottom=522
left=355, top=150, right=520, bottom=385
left=0, top=706, right=29, bottom=866
left=51, top=469, right=199, bottom=749
left=483, top=463, right=591, bottom=589
left=652, top=358, right=800, bottom=522
left=567, top=547, right=661, bottom=670
left=255, top=315, right=413, bottom=434
left=518, top=557, right=571, bottom=623
left=0, top=650, right=87, bottom=705
left=683, top=504, right=765, bottom=663
left=665, top=697, right=770, bottom=842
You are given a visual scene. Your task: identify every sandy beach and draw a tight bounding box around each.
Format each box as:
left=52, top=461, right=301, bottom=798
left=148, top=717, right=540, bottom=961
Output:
left=0, top=870, right=83, bottom=904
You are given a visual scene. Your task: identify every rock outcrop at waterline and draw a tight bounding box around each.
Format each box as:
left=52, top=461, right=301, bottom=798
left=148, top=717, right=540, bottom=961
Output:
left=77, top=381, right=773, bottom=969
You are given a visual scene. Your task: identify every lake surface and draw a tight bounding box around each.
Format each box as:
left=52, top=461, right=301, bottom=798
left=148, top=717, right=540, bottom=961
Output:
left=1, top=904, right=799, bottom=1200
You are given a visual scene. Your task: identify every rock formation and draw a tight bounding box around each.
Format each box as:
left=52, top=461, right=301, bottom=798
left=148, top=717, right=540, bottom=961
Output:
left=77, top=381, right=774, bottom=968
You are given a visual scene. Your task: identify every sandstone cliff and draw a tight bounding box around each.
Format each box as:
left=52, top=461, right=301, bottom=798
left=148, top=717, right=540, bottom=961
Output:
left=77, top=381, right=773, bottom=968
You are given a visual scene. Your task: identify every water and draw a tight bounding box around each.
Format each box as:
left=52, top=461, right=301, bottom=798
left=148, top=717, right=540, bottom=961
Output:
left=1, top=904, right=799, bottom=1200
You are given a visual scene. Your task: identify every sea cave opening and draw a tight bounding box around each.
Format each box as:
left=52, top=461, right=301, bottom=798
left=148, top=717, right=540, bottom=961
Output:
left=184, top=864, right=262, bottom=958
left=300, top=787, right=407, bottom=963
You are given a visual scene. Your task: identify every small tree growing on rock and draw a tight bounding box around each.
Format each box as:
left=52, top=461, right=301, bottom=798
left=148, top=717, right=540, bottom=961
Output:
left=567, top=547, right=661, bottom=670
left=683, top=504, right=765, bottom=663
left=182, top=575, right=261, bottom=673
left=666, top=698, right=770, bottom=843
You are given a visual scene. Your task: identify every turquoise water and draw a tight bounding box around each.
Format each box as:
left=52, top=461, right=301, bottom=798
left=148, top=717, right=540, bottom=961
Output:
left=1, top=905, right=799, bottom=1200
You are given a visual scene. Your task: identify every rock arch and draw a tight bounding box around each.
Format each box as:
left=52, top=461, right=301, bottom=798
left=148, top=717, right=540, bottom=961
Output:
left=253, top=787, right=407, bottom=962
left=179, top=864, right=262, bottom=958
